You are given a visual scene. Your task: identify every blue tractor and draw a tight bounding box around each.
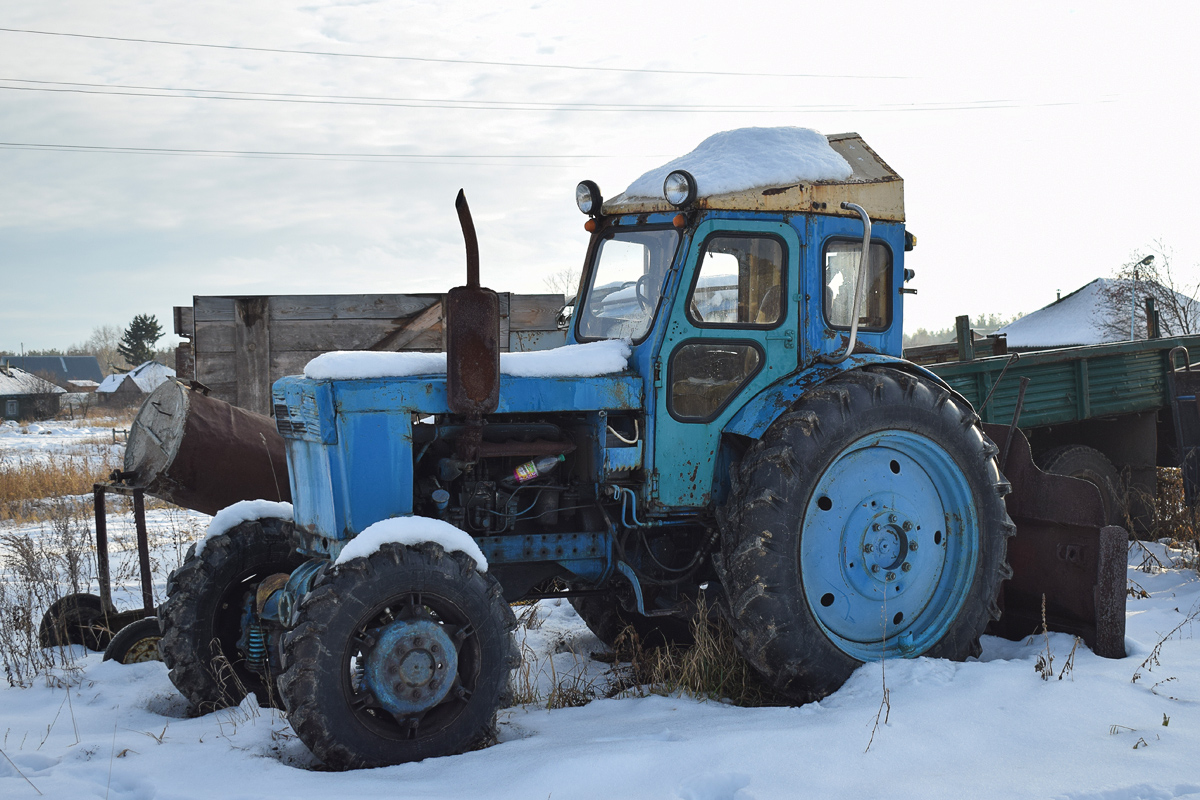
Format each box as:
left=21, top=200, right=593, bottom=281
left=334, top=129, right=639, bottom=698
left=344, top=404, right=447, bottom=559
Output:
left=158, top=131, right=1104, bottom=769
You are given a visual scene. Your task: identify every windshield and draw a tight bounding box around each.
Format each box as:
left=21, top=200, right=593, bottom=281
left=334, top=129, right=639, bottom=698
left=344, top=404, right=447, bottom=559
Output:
left=577, top=228, right=680, bottom=342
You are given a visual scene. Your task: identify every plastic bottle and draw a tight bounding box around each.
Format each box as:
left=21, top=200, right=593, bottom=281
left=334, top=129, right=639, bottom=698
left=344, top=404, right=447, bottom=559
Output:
left=512, top=454, right=566, bottom=483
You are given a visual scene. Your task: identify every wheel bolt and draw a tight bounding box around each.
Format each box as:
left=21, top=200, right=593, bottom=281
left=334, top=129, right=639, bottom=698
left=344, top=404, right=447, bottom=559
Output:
left=886, top=572, right=896, bottom=582
left=901, top=562, right=912, bottom=572
left=872, top=523, right=881, bottom=532
left=889, top=514, right=897, bottom=523
left=871, top=564, right=880, bottom=574
left=902, top=521, right=913, bottom=532
left=863, top=543, right=874, bottom=553
left=909, top=541, right=919, bottom=552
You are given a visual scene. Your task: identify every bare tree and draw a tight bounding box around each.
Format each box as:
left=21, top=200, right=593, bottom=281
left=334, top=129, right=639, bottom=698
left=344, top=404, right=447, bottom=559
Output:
left=543, top=267, right=582, bottom=301
left=1098, top=241, right=1200, bottom=340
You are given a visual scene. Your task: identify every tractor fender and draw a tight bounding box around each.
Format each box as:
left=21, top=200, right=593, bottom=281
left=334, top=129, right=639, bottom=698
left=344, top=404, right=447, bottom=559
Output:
left=722, top=354, right=957, bottom=441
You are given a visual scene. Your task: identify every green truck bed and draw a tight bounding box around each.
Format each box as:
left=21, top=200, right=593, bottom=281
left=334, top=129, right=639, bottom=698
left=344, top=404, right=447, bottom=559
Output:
left=925, top=335, right=1200, bottom=429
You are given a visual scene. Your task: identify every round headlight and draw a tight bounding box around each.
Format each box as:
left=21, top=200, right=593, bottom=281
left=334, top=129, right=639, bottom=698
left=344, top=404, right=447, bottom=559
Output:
left=576, top=180, right=602, bottom=215
left=663, top=170, right=697, bottom=208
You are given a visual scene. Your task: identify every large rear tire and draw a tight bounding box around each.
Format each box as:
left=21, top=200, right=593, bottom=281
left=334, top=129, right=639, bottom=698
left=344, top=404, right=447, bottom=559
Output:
left=278, top=542, right=518, bottom=770
left=159, top=518, right=303, bottom=712
left=718, top=367, right=1014, bottom=703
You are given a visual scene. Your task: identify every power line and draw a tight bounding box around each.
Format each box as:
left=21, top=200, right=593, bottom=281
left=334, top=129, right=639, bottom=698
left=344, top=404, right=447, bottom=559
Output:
left=0, top=78, right=1109, bottom=115
left=0, top=141, right=642, bottom=164
left=0, top=26, right=909, bottom=80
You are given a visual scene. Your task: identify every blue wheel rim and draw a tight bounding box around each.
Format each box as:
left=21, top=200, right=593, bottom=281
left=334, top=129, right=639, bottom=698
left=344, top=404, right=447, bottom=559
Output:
left=799, top=430, right=980, bottom=661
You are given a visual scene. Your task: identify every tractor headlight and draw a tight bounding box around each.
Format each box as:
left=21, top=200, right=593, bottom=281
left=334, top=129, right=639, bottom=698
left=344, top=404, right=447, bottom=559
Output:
left=576, top=180, right=602, bottom=215
left=663, top=170, right=697, bottom=208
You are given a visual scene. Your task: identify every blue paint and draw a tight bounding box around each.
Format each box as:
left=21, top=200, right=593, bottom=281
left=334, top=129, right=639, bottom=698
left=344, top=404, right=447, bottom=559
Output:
left=798, top=429, right=980, bottom=660
left=364, top=618, right=458, bottom=716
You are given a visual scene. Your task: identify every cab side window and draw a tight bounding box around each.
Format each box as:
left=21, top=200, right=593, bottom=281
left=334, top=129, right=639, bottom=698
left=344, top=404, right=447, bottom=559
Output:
left=824, top=240, right=892, bottom=330
left=687, top=236, right=785, bottom=327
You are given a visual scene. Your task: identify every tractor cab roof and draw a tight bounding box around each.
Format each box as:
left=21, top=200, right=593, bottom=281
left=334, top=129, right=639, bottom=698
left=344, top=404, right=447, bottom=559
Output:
left=601, top=129, right=904, bottom=223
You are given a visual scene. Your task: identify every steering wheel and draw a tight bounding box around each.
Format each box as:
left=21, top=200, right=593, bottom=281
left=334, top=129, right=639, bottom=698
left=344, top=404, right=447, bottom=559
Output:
left=635, top=275, right=654, bottom=313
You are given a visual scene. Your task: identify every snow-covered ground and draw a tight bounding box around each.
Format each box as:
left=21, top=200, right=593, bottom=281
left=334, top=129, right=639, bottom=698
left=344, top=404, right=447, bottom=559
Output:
left=2, top=421, right=1200, bottom=799
left=0, top=417, right=125, bottom=467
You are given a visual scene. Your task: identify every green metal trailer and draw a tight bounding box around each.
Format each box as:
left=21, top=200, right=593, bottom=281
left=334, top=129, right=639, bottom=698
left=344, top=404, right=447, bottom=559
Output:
left=920, top=333, right=1200, bottom=530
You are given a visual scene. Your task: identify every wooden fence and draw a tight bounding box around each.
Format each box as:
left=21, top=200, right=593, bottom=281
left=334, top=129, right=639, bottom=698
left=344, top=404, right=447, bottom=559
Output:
left=174, top=293, right=566, bottom=415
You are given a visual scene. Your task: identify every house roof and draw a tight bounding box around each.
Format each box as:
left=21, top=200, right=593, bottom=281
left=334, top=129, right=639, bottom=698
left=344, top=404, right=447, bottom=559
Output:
left=995, top=278, right=1200, bottom=350
left=0, top=355, right=103, bottom=385
left=96, top=361, right=176, bottom=394
left=0, top=365, right=67, bottom=397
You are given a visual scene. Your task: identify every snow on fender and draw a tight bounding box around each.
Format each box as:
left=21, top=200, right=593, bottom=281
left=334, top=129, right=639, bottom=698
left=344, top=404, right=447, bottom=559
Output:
left=335, top=516, right=488, bottom=572
left=195, top=499, right=294, bottom=556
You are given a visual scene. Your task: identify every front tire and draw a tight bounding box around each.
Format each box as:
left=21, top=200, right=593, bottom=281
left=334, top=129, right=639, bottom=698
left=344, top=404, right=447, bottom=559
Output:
left=278, top=542, right=518, bottom=770
left=159, top=518, right=303, bottom=711
left=718, top=367, right=1013, bottom=702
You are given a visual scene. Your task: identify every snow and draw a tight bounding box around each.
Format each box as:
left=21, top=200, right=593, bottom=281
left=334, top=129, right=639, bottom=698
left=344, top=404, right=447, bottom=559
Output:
left=304, top=339, right=631, bottom=380
left=997, top=278, right=1200, bottom=349
left=1, top=539, right=1199, bottom=798
left=195, top=500, right=293, bottom=556
left=96, top=361, right=176, bottom=395
left=619, top=127, right=853, bottom=202
left=335, top=516, right=488, bottom=572
left=0, top=365, right=65, bottom=396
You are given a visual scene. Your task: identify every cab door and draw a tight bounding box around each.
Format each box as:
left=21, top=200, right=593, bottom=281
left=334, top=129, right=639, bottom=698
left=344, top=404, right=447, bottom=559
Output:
left=651, top=217, right=802, bottom=509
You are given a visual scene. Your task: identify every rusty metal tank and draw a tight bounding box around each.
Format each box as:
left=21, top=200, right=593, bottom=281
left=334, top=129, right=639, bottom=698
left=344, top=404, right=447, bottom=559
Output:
left=124, top=381, right=290, bottom=515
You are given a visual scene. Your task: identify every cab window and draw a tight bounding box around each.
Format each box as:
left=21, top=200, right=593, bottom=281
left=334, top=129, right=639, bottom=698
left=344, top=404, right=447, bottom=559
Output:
left=824, top=240, right=892, bottom=330
left=687, top=236, right=785, bottom=327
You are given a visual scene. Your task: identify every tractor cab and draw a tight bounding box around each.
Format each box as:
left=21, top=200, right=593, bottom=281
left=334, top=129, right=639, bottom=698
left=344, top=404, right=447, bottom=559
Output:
left=570, top=130, right=913, bottom=509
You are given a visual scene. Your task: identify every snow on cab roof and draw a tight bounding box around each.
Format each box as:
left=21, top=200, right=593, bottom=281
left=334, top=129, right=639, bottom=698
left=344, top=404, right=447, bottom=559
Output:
left=602, top=127, right=904, bottom=222
left=304, top=339, right=631, bottom=380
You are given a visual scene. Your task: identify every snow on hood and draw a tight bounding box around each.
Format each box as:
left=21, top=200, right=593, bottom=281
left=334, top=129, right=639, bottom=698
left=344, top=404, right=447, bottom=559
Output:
left=304, top=339, right=631, bottom=380
left=335, top=516, right=488, bottom=571
left=620, top=127, right=853, bottom=201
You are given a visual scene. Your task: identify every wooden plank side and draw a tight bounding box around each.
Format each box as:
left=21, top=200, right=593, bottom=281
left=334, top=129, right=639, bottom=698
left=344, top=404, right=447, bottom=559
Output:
left=509, top=294, right=565, bottom=331
left=266, top=294, right=442, bottom=321
left=235, top=298, right=272, bottom=415
left=499, top=293, right=511, bottom=353
left=195, top=354, right=236, bottom=385
left=173, top=306, right=195, bottom=338
left=194, top=296, right=238, bottom=322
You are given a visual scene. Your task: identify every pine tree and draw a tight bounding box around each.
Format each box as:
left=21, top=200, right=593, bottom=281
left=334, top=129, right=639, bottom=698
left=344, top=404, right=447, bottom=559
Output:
left=117, top=314, right=164, bottom=367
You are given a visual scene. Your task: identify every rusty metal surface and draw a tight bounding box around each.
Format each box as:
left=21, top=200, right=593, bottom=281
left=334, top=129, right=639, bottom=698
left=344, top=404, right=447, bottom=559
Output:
left=446, top=190, right=501, bottom=422
left=125, top=382, right=290, bottom=515
left=982, top=423, right=1127, bottom=658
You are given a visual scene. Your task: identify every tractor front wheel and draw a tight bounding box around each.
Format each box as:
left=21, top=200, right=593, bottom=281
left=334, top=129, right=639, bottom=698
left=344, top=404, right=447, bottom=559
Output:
left=278, top=542, right=518, bottom=770
left=159, top=518, right=303, bottom=711
left=718, top=367, right=1014, bottom=702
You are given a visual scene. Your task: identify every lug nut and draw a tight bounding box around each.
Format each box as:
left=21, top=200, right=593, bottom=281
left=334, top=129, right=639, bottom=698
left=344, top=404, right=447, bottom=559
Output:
left=872, top=523, right=880, bottom=531
left=909, top=541, right=919, bottom=552
left=889, top=514, right=897, bottom=523
left=871, top=564, right=880, bottom=574
left=886, top=572, right=896, bottom=582
left=863, top=543, right=874, bottom=553
left=901, top=562, right=912, bottom=572
left=902, top=521, right=913, bottom=532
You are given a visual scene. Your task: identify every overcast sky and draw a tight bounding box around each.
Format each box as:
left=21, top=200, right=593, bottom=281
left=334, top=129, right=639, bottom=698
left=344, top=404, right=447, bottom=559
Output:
left=2, top=1, right=1198, bottom=351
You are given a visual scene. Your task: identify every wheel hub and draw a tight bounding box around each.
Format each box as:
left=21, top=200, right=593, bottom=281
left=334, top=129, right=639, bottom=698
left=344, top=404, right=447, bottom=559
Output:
left=364, top=618, right=458, bottom=716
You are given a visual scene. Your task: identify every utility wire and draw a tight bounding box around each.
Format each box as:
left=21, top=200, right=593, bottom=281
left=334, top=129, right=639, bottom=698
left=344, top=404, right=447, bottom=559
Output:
left=0, top=26, right=909, bottom=80
left=0, top=77, right=859, bottom=112
left=0, top=79, right=1108, bottom=114
left=0, top=141, right=636, bottom=164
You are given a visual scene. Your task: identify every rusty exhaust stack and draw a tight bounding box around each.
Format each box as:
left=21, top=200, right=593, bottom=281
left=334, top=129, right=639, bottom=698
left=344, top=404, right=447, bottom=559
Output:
left=446, top=190, right=501, bottom=460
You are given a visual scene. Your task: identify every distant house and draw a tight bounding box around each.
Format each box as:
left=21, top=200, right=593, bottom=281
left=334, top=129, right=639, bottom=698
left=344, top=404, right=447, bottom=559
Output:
left=0, top=364, right=67, bottom=420
left=96, top=361, right=176, bottom=405
left=0, top=355, right=104, bottom=389
left=996, top=278, right=1200, bottom=350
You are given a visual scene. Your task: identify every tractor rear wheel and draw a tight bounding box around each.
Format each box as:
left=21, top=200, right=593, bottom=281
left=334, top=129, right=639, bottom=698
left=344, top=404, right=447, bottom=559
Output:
left=718, top=367, right=1013, bottom=703
left=159, top=518, right=303, bottom=712
left=278, top=542, right=518, bottom=770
